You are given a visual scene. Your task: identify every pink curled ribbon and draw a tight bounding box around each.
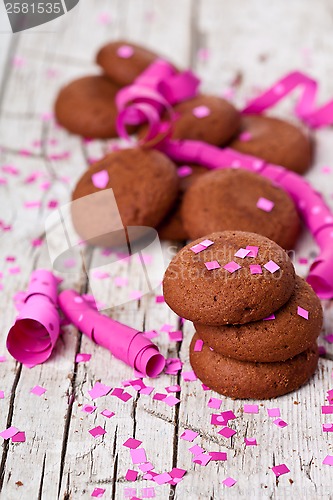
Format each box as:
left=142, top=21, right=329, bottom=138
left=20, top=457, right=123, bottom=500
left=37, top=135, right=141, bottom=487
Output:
left=243, top=71, right=333, bottom=128
left=116, top=58, right=200, bottom=143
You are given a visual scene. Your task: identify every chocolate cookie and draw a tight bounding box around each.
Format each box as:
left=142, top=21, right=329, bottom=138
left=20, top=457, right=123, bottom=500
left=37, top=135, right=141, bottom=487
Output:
left=96, top=40, right=167, bottom=87
left=157, top=165, right=207, bottom=241
left=181, top=168, right=301, bottom=249
left=190, top=333, right=318, bottom=399
left=229, top=115, right=313, bottom=174
left=72, top=148, right=179, bottom=247
left=138, top=95, right=240, bottom=146
left=195, top=276, right=323, bottom=362
left=163, top=231, right=296, bottom=325
left=54, top=75, right=121, bottom=139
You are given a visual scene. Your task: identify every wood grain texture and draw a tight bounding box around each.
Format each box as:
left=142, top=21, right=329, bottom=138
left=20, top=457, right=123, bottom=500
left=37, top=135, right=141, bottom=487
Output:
left=0, top=1, right=332, bottom=499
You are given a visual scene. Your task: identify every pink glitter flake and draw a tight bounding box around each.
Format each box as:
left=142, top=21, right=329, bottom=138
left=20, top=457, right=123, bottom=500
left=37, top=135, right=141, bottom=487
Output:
left=89, top=426, right=106, bottom=438
left=323, top=455, right=333, bottom=466
left=272, top=464, right=290, bottom=477
left=192, top=105, right=211, bottom=118
left=243, top=404, right=259, bottom=414
left=223, top=261, right=241, bottom=273
left=267, top=407, right=280, bottom=417
left=273, top=418, right=288, bottom=428
left=91, top=487, right=106, bottom=498
left=222, top=477, right=237, bottom=487
left=125, top=469, right=138, bottom=481
left=250, top=264, right=262, bottom=275
left=246, top=245, right=259, bottom=257
left=12, top=431, right=26, bottom=443
left=117, top=45, right=134, bottom=58
left=208, top=397, right=222, bottom=409
left=297, top=306, right=309, bottom=320
left=257, top=197, right=275, bottom=212
left=244, top=437, right=257, bottom=446
left=82, top=404, right=97, bottom=414
left=76, top=353, right=91, bottom=363
left=130, top=448, right=147, bottom=464
left=264, top=260, right=280, bottom=273
left=234, top=248, right=251, bottom=258
left=218, top=427, right=236, bottom=438
left=123, top=438, right=142, bottom=449
left=30, top=385, right=46, bottom=396
left=180, top=430, right=198, bottom=442
left=205, top=260, right=220, bottom=270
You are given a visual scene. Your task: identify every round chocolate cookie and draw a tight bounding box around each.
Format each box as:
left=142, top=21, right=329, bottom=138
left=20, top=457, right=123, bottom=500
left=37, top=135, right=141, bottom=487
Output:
left=195, top=276, right=323, bottom=362
left=54, top=75, right=121, bottom=139
left=181, top=168, right=301, bottom=249
left=229, top=114, right=313, bottom=174
left=138, top=95, right=240, bottom=146
left=96, top=40, right=167, bottom=87
left=157, top=165, right=207, bottom=241
left=163, top=231, right=296, bottom=325
left=72, top=148, right=179, bottom=247
left=190, top=333, right=318, bottom=399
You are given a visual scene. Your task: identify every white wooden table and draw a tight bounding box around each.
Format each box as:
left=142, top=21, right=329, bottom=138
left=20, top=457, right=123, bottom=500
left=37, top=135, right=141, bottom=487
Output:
left=0, top=1, right=333, bottom=499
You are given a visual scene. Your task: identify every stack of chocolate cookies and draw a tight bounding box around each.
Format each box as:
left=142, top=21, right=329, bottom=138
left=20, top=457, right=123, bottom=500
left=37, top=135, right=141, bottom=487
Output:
left=163, top=231, right=323, bottom=399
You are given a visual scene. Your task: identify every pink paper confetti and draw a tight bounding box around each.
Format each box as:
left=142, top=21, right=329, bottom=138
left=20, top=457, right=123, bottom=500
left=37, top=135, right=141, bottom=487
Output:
left=129, top=290, right=143, bottom=300
left=30, top=385, right=46, bottom=397
left=155, top=295, right=165, bottom=303
left=130, top=448, right=147, bottom=464
left=190, top=239, right=214, bottom=253
left=211, top=414, right=228, bottom=426
left=154, top=472, right=172, bottom=484
left=222, top=477, right=237, bottom=487
left=204, top=260, right=220, bottom=270
left=161, top=323, right=174, bottom=332
left=88, top=382, right=112, bottom=399
left=263, top=314, right=275, bottom=320
left=189, top=444, right=204, bottom=456
left=246, top=245, right=259, bottom=257
left=168, top=330, right=183, bottom=342
left=165, top=358, right=183, bottom=375
left=12, top=431, right=26, bottom=443
left=239, top=131, right=252, bottom=142
left=257, top=197, right=275, bottom=212
left=97, top=12, right=112, bottom=25
left=223, top=261, right=241, bottom=273
left=209, top=451, right=227, bottom=461
left=89, top=426, right=106, bottom=438
left=244, top=437, right=257, bottom=446
left=101, top=409, right=115, bottom=418
left=234, top=248, right=251, bottom=258
left=324, top=334, right=333, bottom=343
left=0, top=427, right=19, bottom=440
left=91, top=487, right=106, bottom=497
left=193, top=453, right=211, bottom=466
left=125, top=469, right=138, bottom=481
left=178, top=165, right=193, bottom=177
left=123, top=438, right=142, bottom=449
left=272, top=464, right=290, bottom=476
left=76, top=353, right=91, bottom=363
left=264, top=260, right=280, bottom=273
left=192, top=105, right=210, bottom=118
left=219, top=427, right=236, bottom=438
left=117, top=45, right=134, bottom=58
left=115, top=276, right=128, bottom=287
left=170, top=467, right=186, bottom=478
left=166, top=384, right=181, bottom=393
left=153, top=393, right=166, bottom=401
left=180, top=430, right=199, bottom=442
left=323, top=455, right=333, bottom=466
left=139, top=462, right=154, bottom=472
left=273, top=418, right=288, bottom=428
left=243, top=404, right=259, bottom=414
left=0, top=391, right=4, bottom=399
left=322, top=406, right=333, bottom=414
left=267, top=407, right=281, bottom=417
left=82, top=404, right=97, bottom=414
left=297, top=306, right=309, bottom=320
left=164, top=395, right=180, bottom=407
left=323, top=423, right=333, bottom=432
left=181, top=371, right=197, bottom=382
left=140, top=386, right=154, bottom=395
left=250, top=264, right=262, bottom=275
left=221, top=410, right=237, bottom=421
left=208, top=397, right=222, bottom=409
left=194, top=339, right=203, bottom=352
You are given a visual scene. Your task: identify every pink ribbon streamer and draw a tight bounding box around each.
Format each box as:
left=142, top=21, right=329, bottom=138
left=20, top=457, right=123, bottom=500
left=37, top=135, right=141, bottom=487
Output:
left=58, top=289, right=165, bottom=377
left=7, top=269, right=61, bottom=366
left=159, top=139, right=333, bottom=299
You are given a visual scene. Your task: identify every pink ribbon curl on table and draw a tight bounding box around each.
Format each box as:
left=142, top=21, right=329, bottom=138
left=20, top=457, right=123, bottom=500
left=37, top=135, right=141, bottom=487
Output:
left=115, top=58, right=200, bottom=142
left=7, top=269, right=61, bottom=365
left=58, top=289, right=165, bottom=377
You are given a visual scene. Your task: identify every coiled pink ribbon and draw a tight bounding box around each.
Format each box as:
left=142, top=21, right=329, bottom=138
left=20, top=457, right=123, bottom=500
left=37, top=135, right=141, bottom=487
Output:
left=116, top=63, right=333, bottom=299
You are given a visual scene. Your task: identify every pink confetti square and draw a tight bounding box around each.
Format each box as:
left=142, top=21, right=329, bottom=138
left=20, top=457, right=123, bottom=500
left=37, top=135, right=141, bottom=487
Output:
left=125, top=469, right=138, bottom=481
left=323, top=455, right=333, bottom=466
left=180, top=430, right=198, bottom=442
left=189, top=444, right=204, bottom=456
left=170, top=467, right=186, bottom=479
left=201, top=239, right=214, bottom=248
left=250, top=264, right=262, bottom=275
left=222, top=477, right=237, bottom=487
left=190, top=243, right=206, bottom=254
left=194, top=339, right=203, bottom=352
left=101, top=409, right=115, bottom=418
left=91, top=487, right=106, bottom=498
left=234, top=248, right=251, bottom=259
left=168, top=330, right=183, bottom=342
left=164, top=395, right=180, bottom=407
left=273, top=418, right=288, bottom=428
left=221, top=410, right=236, bottom=421
left=139, top=462, right=154, bottom=472
left=192, top=105, right=210, bottom=118
left=88, top=382, right=112, bottom=399
left=267, top=407, right=280, bottom=417
left=129, top=290, right=143, bottom=300
left=82, top=404, right=97, bottom=414
left=154, top=472, right=172, bottom=484
left=324, top=334, right=333, bottom=343
left=0, top=391, right=4, bottom=399
left=211, top=414, right=227, bottom=426
left=322, top=406, right=333, bottom=414
left=193, top=453, right=211, bottom=466
left=123, top=438, right=142, bottom=449
left=181, top=371, right=197, bottom=382
left=218, top=427, right=236, bottom=438
left=89, top=426, right=106, bottom=438
left=143, top=330, right=158, bottom=339
left=153, top=393, right=166, bottom=401
left=30, top=385, right=46, bottom=397
left=223, top=261, right=241, bottom=273
left=246, top=245, right=259, bottom=257
left=117, top=45, right=134, bottom=58
left=205, top=260, right=220, bottom=270
left=272, top=464, right=290, bottom=477
left=244, top=437, right=257, bottom=446
left=209, top=451, right=227, bottom=461
left=155, top=295, right=165, bottom=303
left=166, top=384, right=181, bottom=393
left=257, top=197, right=275, bottom=212
left=0, top=427, right=19, bottom=440
left=243, top=404, right=259, bottom=414
left=264, top=260, right=280, bottom=273
left=130, top=448, right=147, bottom=464
left=297, top=306, right=309, bottom=320
left=208, top=397, right=222, bottom=409
left=11, top=431, right=26, bottom=443
left=76, top=353, right=91, bottom=363
left=323, top=423, right=333, bottom=432
left=140, top=386, right=154, bottom=395
left=161, top=323, right=174, bottom=332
